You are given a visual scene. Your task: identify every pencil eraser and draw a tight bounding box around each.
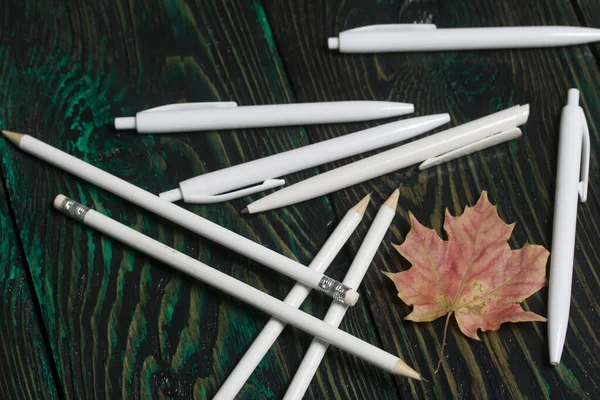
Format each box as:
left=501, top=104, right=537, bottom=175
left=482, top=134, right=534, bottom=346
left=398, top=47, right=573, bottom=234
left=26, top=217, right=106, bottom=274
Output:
left=344, top=290, right=359, bottom=306
left=53, top=194, right=67, bottom=210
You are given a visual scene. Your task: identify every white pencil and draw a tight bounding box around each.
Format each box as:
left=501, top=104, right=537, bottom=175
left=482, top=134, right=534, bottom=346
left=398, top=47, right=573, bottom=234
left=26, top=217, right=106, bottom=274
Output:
left=213, top=195, right=370, bottom=400
left=284, top=189, right=416, bottom=399
left=2, top=130, right=357, bottom=306
left=52, top=194, right=423, bottom=381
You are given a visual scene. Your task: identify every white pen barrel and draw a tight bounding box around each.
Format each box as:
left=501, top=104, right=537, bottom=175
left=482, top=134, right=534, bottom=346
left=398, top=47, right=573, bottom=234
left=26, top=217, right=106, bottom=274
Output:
left=247, top=106, right=528, bottom=213
left=338, top=26, right=600, bottom=53
left=176, top=114, right=448, bottom=199
left=134, top=101, right=413, bottom=133
left=548, top=95, right=584, bottom=365
left=214, top=209, right=362, bottom=399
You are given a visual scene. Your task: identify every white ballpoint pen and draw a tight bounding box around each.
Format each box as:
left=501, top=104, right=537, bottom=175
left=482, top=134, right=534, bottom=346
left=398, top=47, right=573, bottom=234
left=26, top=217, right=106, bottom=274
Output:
left=243, top=104, right=530, bottom=214
left=159, top=114, right=450, bottom=203
left=328, top=24, right=600, bottom=53
left=114, top=101, right=414, bottom=133
left=548, top=89, right=591, bottom=365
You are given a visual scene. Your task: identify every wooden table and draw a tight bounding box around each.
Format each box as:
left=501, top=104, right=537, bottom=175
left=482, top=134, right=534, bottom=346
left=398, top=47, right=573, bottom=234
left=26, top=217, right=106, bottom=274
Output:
left=1, top=1, right=598, bottom=399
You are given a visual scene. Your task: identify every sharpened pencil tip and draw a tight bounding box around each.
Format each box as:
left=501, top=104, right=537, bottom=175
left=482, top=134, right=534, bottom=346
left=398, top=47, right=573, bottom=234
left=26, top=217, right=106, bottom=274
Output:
left=351, top=193, right=371, bottom=216
left=383, top=188, right=399, bottom=210
left=2, top=130, right=24, bottom=146
left=240, top=207, right=249, bottom=214
left=392, top=359, right=422, bottom=380
left=419, top=376, right=429, bottom=383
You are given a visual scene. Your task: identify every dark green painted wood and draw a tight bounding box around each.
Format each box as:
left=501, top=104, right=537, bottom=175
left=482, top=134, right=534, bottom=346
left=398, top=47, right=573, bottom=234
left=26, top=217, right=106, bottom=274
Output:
left=3, top=0, right=600, bottom=399
left=263, top=0, right=600, bottom=399
left=0, top=0, right=396, bottom=399
left=0, top=179, right=60, bottom=399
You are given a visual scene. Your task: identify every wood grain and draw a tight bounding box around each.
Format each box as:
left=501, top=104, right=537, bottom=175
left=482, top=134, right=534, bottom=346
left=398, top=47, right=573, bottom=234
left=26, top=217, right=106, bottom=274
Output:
left=3, top=0, right=600, bottom=398
left=0, top=0, right=398, bottom=399
left=0, top=180, right=60, bottom=399
left=263, top=0, right=600, bottom=398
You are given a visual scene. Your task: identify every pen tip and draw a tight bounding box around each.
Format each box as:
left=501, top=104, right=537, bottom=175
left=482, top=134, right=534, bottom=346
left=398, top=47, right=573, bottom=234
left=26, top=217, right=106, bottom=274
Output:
left=240, top=207, right=249, bottom=214
left=2, top=130, right=24, bottom=146
left=327, top=37, right=339, bottom=50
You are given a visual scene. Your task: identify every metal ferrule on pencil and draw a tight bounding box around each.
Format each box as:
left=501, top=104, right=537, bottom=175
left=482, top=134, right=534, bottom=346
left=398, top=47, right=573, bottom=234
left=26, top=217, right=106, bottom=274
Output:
left=57, top=197, right=90, bottom=222
left=51, top=194, right=421, bottom=380
left=1, top=130, right=359, bottom=306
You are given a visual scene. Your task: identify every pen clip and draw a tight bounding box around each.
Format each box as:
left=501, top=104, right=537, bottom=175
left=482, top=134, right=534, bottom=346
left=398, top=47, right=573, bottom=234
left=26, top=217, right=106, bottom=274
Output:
left=419, top=127, right=522, bottom=170
left=579, top=108, right=590, bottom=203
left=344, top=24, right=437, bottom=33
left=184, top=179, right=286, bottom=204
left=142, top=102, right=238, bottom=113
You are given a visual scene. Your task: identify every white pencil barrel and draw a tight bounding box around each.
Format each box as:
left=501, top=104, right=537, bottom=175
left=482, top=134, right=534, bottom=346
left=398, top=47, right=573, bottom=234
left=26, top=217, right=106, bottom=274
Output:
left=21, top=135, right=355, bottom=304
left=214, top=209, right=363, bottom=399
left=283, top=308, right=340, bottom=400
left=284, top=202, right=397, bottom=399
left=53, top=196, right=401, bottom=377
left=341, top=205, right=395, bottom=288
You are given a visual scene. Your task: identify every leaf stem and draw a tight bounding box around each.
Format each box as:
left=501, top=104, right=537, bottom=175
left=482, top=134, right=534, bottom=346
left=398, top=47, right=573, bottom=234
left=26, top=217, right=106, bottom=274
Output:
left=435, top=311, right=453, bottom=373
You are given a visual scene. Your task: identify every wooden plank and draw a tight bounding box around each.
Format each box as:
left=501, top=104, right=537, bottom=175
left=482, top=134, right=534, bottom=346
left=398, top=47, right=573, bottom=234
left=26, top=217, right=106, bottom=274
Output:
left=0, top=181, right=60, bottom=399
left=0, top=0, right=400, bottom=398
left=574, top=1, right=600, bottom=33
left=263, top=0, right=600, bottom=398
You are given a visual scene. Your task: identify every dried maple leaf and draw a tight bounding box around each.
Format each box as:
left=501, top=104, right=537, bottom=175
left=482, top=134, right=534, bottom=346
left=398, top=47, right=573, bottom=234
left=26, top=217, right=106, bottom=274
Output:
left=383, top=191, right=548, bottom=370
